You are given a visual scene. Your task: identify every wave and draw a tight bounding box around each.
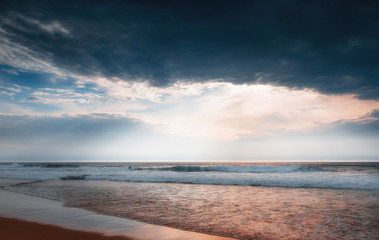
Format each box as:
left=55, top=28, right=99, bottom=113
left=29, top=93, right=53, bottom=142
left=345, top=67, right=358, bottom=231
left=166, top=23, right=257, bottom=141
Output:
left=83, top=171, right=379, bottom=190
left=1, top=163, right=378, bottom=190
left=1, top=163, right=332, bottom=173
left=132, top=164, right=331, bottom=173
left=61, top=175, right=88, bottom=180
left=11, top=163, right=81, bottom=168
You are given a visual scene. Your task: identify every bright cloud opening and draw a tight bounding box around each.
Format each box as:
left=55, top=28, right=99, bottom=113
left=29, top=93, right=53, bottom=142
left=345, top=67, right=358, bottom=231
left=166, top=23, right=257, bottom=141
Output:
left=70, top=77, right=379, bottom=140
left=145, top=83, right=379, bottom=140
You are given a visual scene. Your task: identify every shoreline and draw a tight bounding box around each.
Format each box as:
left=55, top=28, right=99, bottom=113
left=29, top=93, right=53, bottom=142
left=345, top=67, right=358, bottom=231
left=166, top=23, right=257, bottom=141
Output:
left=0, top=189, right=234, bottom=240
left=1, top=167, right=378, bottom=240
left=0, top=216, right=133, bottom=240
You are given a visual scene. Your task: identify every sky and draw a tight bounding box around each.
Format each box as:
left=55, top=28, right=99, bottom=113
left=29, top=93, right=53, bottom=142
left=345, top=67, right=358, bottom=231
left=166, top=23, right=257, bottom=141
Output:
left=0, top=0, right=378, bottom=161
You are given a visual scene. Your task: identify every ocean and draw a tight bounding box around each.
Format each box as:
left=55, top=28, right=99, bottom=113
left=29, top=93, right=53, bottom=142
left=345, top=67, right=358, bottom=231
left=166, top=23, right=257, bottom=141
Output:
left=0, top=162, right=378, bottom=239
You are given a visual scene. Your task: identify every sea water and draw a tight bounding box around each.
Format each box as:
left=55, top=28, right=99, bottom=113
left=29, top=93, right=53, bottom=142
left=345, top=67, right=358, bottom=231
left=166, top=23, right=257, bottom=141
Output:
left=0, top=162, right=378, bottom=239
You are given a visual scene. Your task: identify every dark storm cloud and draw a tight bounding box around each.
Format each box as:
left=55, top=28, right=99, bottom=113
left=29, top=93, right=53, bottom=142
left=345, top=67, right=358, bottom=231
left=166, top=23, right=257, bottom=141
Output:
left=0, top=0, right=378, bottom=98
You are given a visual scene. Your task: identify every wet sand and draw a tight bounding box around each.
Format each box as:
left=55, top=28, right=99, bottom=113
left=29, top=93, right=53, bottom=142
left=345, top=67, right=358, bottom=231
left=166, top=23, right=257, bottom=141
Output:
left=0, top=216, right=133, bottom=240
left=0, top=189, right=234, bottom=240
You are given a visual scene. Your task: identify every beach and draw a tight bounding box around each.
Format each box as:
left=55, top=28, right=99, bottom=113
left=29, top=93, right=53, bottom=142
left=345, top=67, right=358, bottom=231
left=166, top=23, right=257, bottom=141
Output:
left=1, top=162, right=378, bottom=240
left=0, top=216, right=133, bottom=240
left=0, top=189, right=233, bottom=240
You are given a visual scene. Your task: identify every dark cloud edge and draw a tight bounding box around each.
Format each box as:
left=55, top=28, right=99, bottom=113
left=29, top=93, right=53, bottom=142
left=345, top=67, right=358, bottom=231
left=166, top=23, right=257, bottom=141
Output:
left=0, top=0, right=378, bottom=99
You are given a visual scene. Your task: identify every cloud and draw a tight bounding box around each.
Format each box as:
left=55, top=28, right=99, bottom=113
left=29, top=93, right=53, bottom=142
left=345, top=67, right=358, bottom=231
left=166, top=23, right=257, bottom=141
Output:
left=21, top=17, right=69, bottom=35
left=148, top=83, right=379, bottom=140
left=1, top=68, right=18, bottom=75
left=2, top=13, right=69, bottom=35
left=1, top=111, right=378, bottom=161
left=0, top=113, right=143, bottom=142
left=27, top=96, right=88, bottom=104
left=0, top=37, right=66, bottom=77
left=0, top=1, right=378, bottom=98
left=26, top=88, right=102, bottom=105
left=75, top=76, right=222, bottom=103
left=0, top=83, right=29, bottom=97
left=0, top=0, right=378, bottom=161
left=2, top=75, right=379, bottom=141
left=0, top=112, right=152, bottom=160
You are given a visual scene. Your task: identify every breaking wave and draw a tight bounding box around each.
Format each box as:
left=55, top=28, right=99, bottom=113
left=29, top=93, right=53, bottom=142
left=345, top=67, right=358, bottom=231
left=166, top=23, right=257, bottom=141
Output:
left=0, top=162, right=378, bottom=190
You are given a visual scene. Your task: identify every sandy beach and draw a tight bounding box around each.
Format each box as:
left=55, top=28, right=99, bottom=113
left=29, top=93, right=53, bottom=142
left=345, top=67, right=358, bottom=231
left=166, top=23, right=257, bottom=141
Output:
left=0, top=216, right=133, bottom=240
left=1, top=162, right=379, bottom=239
left=0, top=188, right=234, bottom=240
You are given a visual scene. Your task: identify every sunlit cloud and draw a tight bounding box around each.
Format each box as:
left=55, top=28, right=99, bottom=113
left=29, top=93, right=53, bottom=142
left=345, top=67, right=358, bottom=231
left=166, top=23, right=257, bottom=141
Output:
left=27, top=88, right=102, bottom=105
left=0, top=37, right=66, bottom=76
left=148, top=83, right=379, bottom=140
left=2, top=72, right=379, bottom=141
left=75, top=76, right=219, bottom=103
left=0, top=25, right=377, bottom=142
left=69, top=78, right=377, bottom=140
